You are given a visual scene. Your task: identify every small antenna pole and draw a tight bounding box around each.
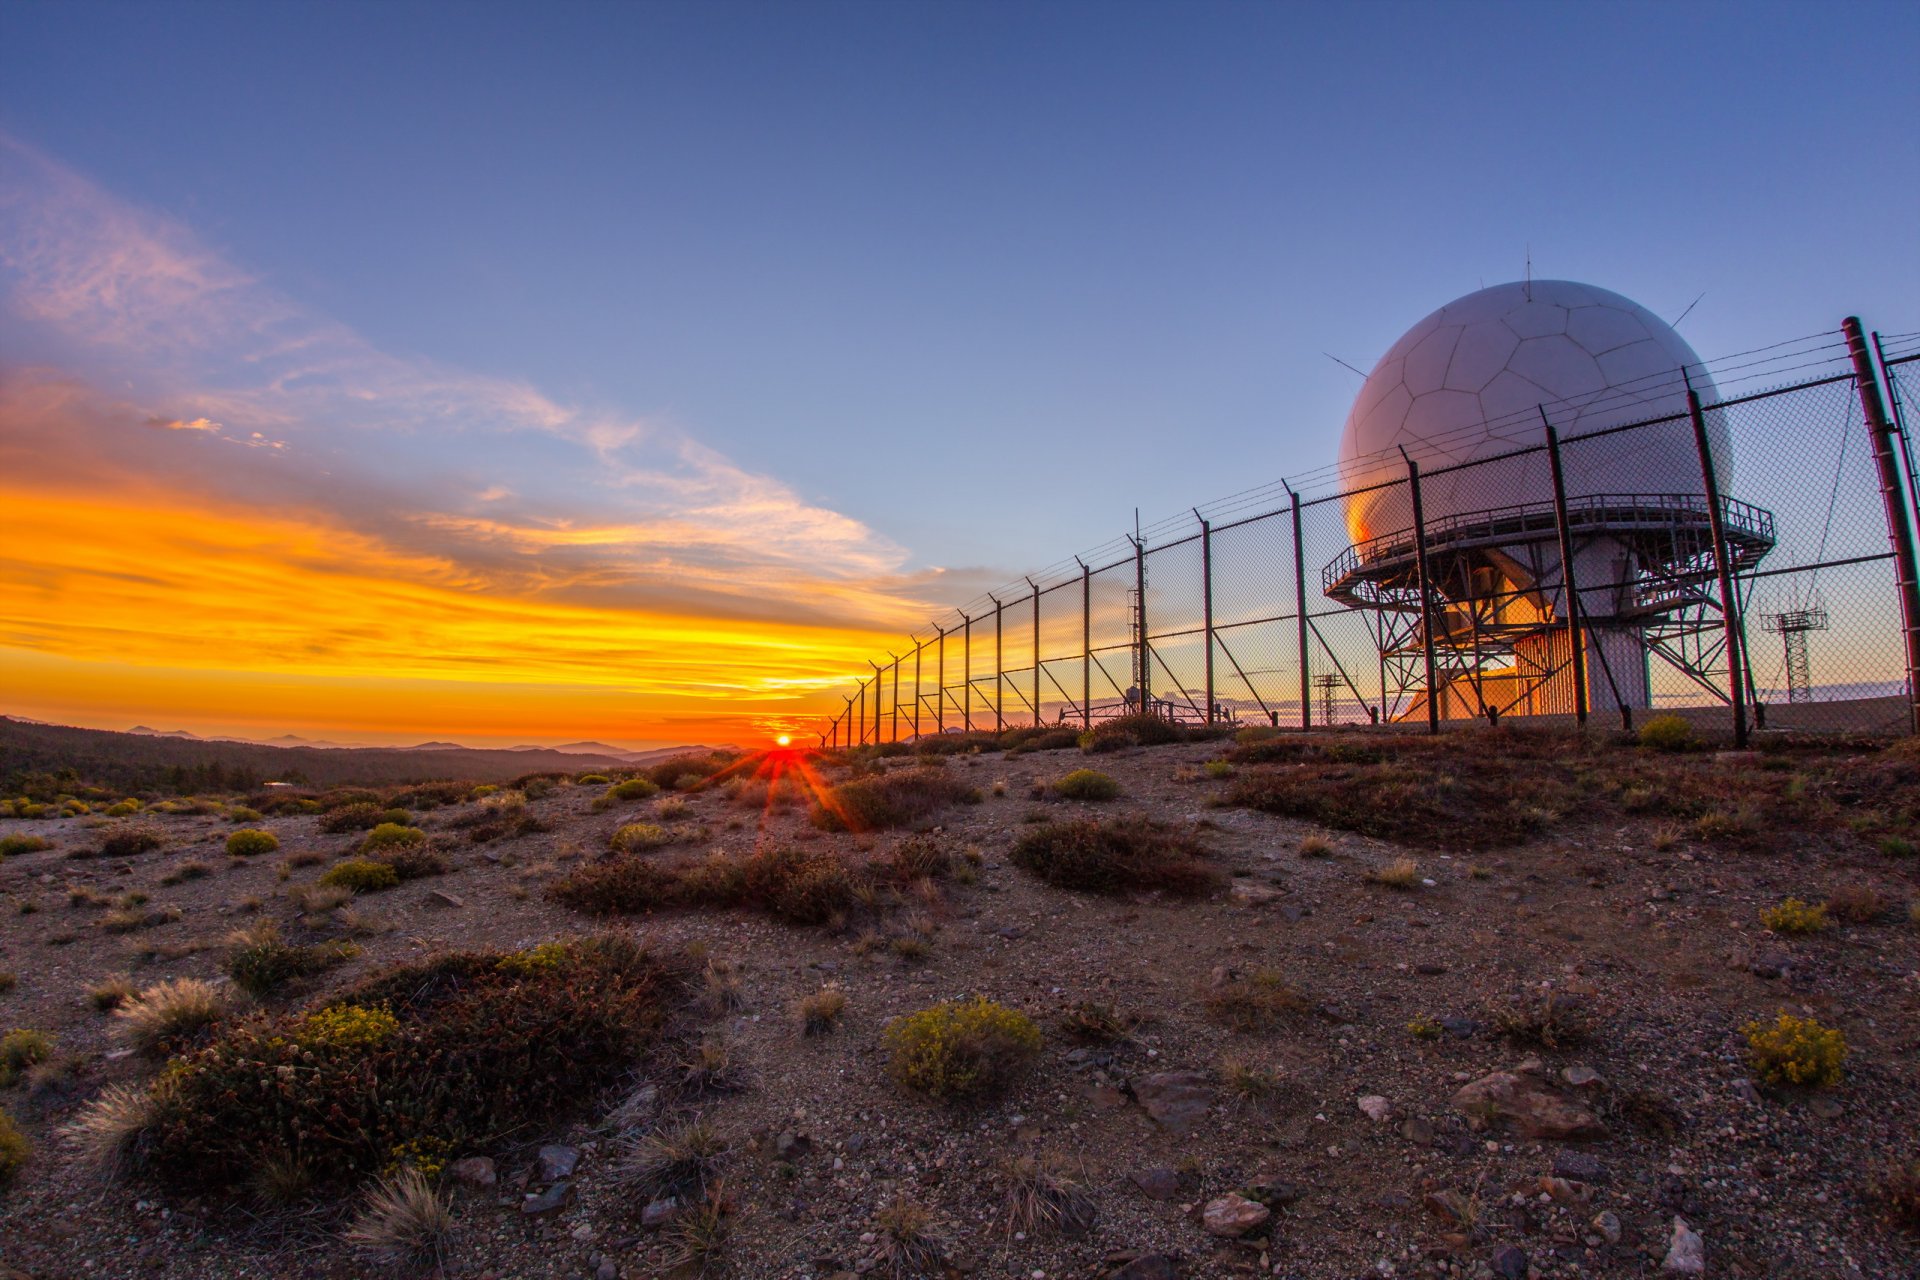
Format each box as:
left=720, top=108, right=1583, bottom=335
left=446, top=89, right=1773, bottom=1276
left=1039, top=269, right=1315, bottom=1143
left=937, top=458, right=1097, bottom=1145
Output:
left=1524, top=246, right=1532, bottom=301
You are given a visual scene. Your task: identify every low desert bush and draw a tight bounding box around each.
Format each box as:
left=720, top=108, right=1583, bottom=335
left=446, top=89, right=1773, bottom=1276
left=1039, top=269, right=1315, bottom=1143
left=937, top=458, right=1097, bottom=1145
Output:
left=0, top=835, right=52, bottom=857
left=647, top=753, right=735, bottom=790
left=360, top=823, right=426, bottom=853
left=1059, top=1000, right=1135, bottom=1044
left=1002, top=1154, right=1095, bottom=1236
left=0, top=1109, right=27, bottom=1186
left=373, top=844, right=451, bottom=880
left=1052, top=769, right=1119, bottom=802
left=1826, top=885, right=1890, bottom=924
left=320, top=803, right=387, bottom=834
left=1010, top=819, right=1220, bottom=896
left=0, top=1029, right=54, bottom=1087
left=98, top=827, right=163, bottom=858
left=549, top=846, right=867, bottom=927
left=99, top=937, right=679, bottom=1197
left=873, top=1199, right=948, bottom=1276
left=811, top=768, right=980, bottom=832
left=87, top=976, right=137, bottom=1011
left=320, top=859, right=402, bottom=892
left=226, top=921, right=359, bottom=998
left=886, top=834, right=954, bottom=883
left=344, top=1167, right=453, bottom=1267
left=1002, top=725, right=1083, bottom=755
left=158, top=859, right=211, bottom=885
left=1364, top=857, right=1421, bottom=889
left=1761, top=897, right=1830, bottom=935
left=884, top=996, right=1041, bottom=1100
left=1202, top=759, right=1235, bottom=779
left=912, top=731, right=1001, bottom=757
left=225, top=829, right=278, bottom=857
left=796, top=985, right=847, bottom=1036
left=1297, top=834, right=1333, bottom=858
left=575, top=773, right=611, bottom=786
left=103, top=801, right=140, bottom=818
left=615, top=1115, right=728, bottom=1202
left=607, top=777, right=660, bottom=803
left=1875, top=1157, right=1920, bottom=1229
left=1491, top=989, right=1595, bottom=1048
left=1638, top=714, right=1696, bottom=752
left=1881, top=836, right=1917, bottom=859
left=1204, top=970, right=1313, bottom=1032
left=226, top=806, right=263, bottom=824
left=1080, top=713, right=1184, bottom=755
left=114, top=978, right=228, bottom=1056
left=610, top=822, right=672, bottom=853
left=1743, top=1011, right=1846, bottom=1087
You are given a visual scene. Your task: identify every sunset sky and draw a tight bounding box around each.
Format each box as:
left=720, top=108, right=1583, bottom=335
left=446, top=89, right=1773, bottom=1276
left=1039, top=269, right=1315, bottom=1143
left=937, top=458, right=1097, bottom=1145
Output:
left=2, top=2, right=1915, bottom=748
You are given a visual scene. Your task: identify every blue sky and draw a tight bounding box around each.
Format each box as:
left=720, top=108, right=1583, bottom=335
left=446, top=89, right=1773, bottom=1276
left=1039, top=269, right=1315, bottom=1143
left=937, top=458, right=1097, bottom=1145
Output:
left=2, top=0, right=1916, bottom=741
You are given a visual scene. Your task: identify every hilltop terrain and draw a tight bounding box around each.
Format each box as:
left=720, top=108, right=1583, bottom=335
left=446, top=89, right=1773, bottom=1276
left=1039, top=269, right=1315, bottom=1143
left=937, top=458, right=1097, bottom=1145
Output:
left=0, top=722, right=1916, bottom=1280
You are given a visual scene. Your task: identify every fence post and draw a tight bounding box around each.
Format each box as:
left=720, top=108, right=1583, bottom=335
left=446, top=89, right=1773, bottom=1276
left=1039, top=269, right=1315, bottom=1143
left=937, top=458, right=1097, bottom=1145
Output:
left=1542, top=416, right=1588, bottom=726
left=1133, top=537, right=1150, bottom=711
left=1687, top=387, right=1750, bottom=748
left=889, top=656, right=900, bottom=743
left=1028, top=578, right=1042, bottom=728
left=1078, top=558, right=1091, bottom=729
left=1288, top=486, right=1310, bottom=729
left=855, top=680, right=866, bottom=746
left=1871, top=330, right=1920, bottom=551
left=913, top=641, right=923, bottom=740
left=1401, top=449, right=1441, bottom=735
left=962, top=613, right=973, bottom=732
left=935, top=626, right=946, bottom=735
left=992, top=595, right=1005, bottom=732
left=1846, top=318, right=1920, bottom=736
left=1197, top=511, right=1215, bottom=723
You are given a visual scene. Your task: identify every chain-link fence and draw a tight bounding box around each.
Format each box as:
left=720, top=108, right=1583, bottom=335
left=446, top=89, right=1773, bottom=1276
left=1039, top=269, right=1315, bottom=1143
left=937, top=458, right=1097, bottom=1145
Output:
left=827, top=318, right=1920, bottom=746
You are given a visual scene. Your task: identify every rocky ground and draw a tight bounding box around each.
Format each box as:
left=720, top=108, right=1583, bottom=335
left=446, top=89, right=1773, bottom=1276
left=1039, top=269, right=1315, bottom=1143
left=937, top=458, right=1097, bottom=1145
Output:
left=1, top=731, right=1918, bottom=1280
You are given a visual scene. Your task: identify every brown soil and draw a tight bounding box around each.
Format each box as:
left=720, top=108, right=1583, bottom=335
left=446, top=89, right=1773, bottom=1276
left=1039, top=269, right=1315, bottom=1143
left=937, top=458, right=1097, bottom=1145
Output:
left=1, top=734, right=1918, bottom=1280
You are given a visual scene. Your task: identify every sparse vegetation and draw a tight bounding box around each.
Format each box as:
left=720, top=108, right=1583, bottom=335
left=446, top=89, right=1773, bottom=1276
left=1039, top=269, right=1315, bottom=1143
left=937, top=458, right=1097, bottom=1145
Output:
left=616, top=1115, right=729, bottom=1202
left=1638, top=714, right=1696, bottom=752
left=1052, top=768, right=1119, bottom=801
left=0, top=835, right=52, bottom=857
left=1002, top=1154, right=1095, bottom=1236
left=98, top=827, right=163, bottom=858
left=114, top=978, right=229, bottom=1056
left=811, top=767, right=980, bottom=832
left=549, top=845, right=865, bottom=926
left=1010, top=819, right=1220, bottom=895
left=884, top=996, right=1042, bottom=1100
left=0, top=1029, right=54, bottom=1088
left=1205, top=970, right=1314, bottom=1032
left=359, top=822, right=426, bottom=853
left=0, top=1108, right=28, bottom=1187
left=87, top=977, right=137, bottom=1011
left=1744, top=1011, right=1846, bottom=1087
left=320, top=803, right=386, bottom=834
left=1826, top=885, right=1890, bottom=924
left=319, top=858, right=402, bottom=892
left=1875, top=1157, right=1920, bottom=1230
left=610, top=821, right=672, bottom=852
left=1761, top=897, right=1831, bottom=935
left=1059, top=1000, right=1134, bottom=1044
left=225, top=921, right=359, bottom=998
left=1297, top=834, right=1333, bottom=858
left=797, top=985, right=847, bottom=1036
left=343, top=1168, right=452, bottom=1268
left=224, top=828, right=278, bottom=857
left=1364, top=857, right=1421, bottom=889
left=873, top=1199, right=948, bottom=1277
left=1491, top=989, right=1595, bottom=1048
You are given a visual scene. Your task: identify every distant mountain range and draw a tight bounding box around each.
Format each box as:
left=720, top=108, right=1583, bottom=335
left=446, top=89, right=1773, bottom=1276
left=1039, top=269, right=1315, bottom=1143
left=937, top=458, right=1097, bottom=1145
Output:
left=4, top=716, right=739, bottom=791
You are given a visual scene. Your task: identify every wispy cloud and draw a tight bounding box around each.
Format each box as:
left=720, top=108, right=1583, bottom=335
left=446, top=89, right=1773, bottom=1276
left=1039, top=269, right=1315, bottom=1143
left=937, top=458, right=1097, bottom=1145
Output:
left=0, top=131, right=966, bottom=740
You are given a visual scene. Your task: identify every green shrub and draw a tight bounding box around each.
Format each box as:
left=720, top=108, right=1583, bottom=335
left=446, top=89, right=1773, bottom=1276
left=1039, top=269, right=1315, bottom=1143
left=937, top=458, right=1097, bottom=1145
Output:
left=550, top=847, right=863, bottom=927
left=321, top=803, right=387, bottom=834
left=912, top=731, right=1002, bottom=757
left=1761, top=897, right=1830, bottom=935
left=811, top=768, right=980, bottom=832
left=103, top=801, right=140, bottom=818
left=1052, top=769, right=1119, bottom=801
left=93, top=937, right=679, bottom=1198
left=1638, top=714, right=1695, bottom=752
left=610, top=822, right=672, bottom=853
left=1202, top=759, right=1236, bottom=779
left=319, top=859, right=402, bottom=892
left=607, top=778, right=660, bottom=802
left=0, top=1108, right=27, bottom=1186
left=225, top=829, right=279, bottom=857
left=1010, top=820, right=1220, bottom=896
left=575, top=773, right=611, bottom=786
left=646, top=753, right=734, bottom=790
left=0, top=836, right=52, bottom=858
left=468, top=785, right=499, bottom=800
left=360, top=823, right=426, bottom=853
left=1881, top=836, right=1917, bottom=859
left=226, top=807, right=263, bottom=824
left=884, top=996, right=1042, bottom=1099
left=226, top=922, right=359, bottom=999
left=1744, top=1012, right=1846, bottom=1087
left=1080, top=713, right=1185, bottom=754
left=371, top=844, right=450, bottom=881
left=999, top=726, right=1082, bottom=754
left=0, top=1029, right=55, bottom=1087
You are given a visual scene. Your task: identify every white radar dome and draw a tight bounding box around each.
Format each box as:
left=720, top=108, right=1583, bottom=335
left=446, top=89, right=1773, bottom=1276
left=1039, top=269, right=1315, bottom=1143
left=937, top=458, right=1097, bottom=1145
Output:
left=1337, top=280, right=1726, bottom=545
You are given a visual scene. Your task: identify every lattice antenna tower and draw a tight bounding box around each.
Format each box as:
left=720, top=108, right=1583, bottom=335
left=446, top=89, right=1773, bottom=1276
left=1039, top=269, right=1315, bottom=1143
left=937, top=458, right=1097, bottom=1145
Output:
left=1763, top=608, right=1830, bottom=704
left=1314, top=673, right=1343, bottom=726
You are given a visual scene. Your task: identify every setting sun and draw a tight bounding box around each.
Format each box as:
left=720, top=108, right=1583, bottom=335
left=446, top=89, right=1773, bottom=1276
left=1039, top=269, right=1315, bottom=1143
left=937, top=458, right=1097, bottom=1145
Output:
left=776, top=734, right=792, bottom=746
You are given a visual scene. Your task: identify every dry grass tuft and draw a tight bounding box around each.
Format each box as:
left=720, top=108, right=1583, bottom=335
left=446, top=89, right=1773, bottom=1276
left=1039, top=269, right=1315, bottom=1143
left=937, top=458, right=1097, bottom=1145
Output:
left=1009, top=819, right=1221, bottom=896
left=114, top=978, right=228, bottom=1056
left=1002, top=1154, right=1096, bottom=1236
left=873, top=1199, right=948, bottom=1278
left=65, top=1083, right=157, bottom=1178
left=1059, top=1000, right=1135, bottom=1044
left=1297, top=834, right=1333, bottom=858
left=1490, top=989, right=1595, bottom=1049
left=1826, top=885, right=1891, bottom=925
left=1219, top=1053, right=1283, bottom=1101
left=343, top=1167, right=452, bottom=1267
left=615, top=1116, right=729, bottom=1202
left=1204, top=969, right=1314, bottom=1032
left=796, top=985, right=847, bottom=1036
left=1364, top=857, right=1421, bottom=889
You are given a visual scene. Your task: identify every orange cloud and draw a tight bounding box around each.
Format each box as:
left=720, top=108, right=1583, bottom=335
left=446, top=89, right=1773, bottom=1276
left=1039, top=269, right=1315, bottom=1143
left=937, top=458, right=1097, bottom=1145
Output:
left=144, top=415, right=221, bottom=432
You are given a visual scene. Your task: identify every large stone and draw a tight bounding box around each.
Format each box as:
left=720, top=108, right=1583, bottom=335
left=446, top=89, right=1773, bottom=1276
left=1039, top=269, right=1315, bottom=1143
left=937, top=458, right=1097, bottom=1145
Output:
left=1357, top=1094, right=1395, bottom=1123
left=1552, top=1149, right=1608, bottom=1184
left=1663, top=1217, right=1706, bottom=1274
left=1452, top=1070, right=1606, bottom=1141
left=521, top=1180, right=574, bottom=1215
left=1134, top=1071, right=1214, bottom=1136
left=1489, top=1245, right=1529, bottom=1280
left=1129, top=1166, right=1183, bottom=1201
left=536, top=1144, right=581, bottom=1181
left=448, top=1156, right=497, bottom=1188
left=1201, top=1193, right=1271, bottom=1238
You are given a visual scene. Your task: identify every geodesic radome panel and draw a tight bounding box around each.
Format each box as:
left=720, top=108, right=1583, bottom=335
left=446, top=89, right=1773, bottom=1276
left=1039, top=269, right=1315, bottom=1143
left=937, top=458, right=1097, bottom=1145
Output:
left=1338, top=280, right=1729, bottom=544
